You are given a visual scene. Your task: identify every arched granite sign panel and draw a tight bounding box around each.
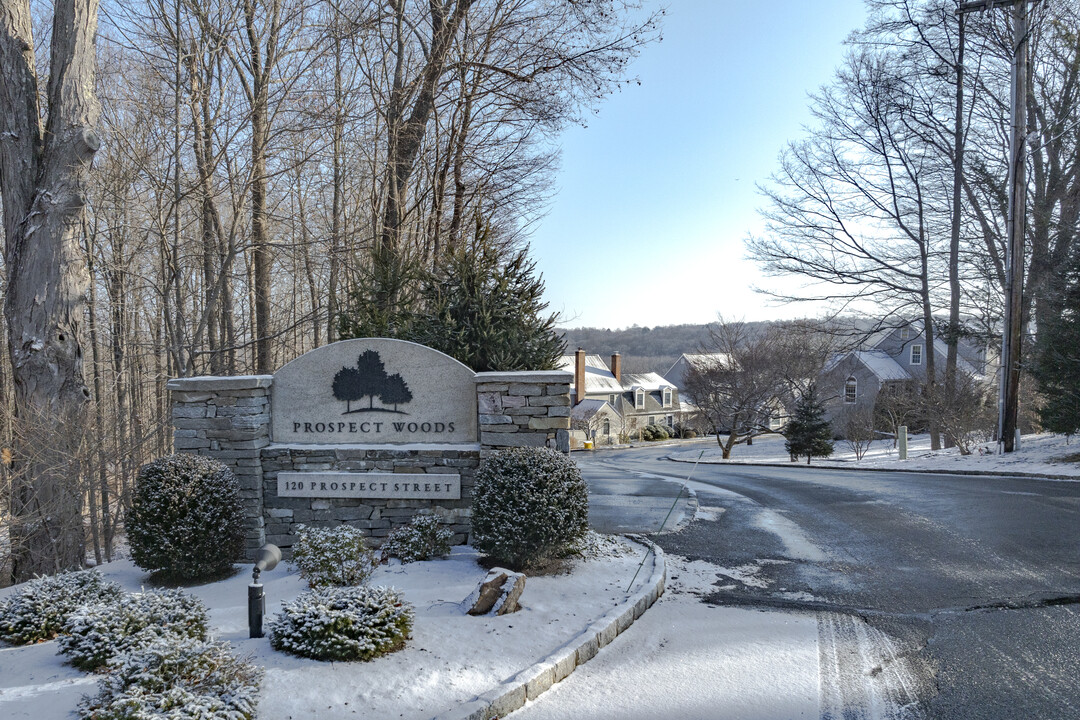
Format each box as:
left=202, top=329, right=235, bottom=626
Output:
left=271, top=338, right=478, bottom=444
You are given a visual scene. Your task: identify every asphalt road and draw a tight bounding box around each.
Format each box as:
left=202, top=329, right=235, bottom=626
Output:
left=577, top=443, right=1080, bottom=720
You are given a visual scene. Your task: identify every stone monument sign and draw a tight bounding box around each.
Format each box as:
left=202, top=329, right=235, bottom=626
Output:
left=271, top=338, right=477, bottom=444
left=169, top=338, right=572, bottom=558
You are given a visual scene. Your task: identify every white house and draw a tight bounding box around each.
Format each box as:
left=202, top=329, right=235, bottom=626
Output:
left=558, top=349, right=682, bottom=446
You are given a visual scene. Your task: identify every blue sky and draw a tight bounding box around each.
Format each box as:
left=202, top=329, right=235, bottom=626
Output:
left=530, top=0, right=869, bottom=330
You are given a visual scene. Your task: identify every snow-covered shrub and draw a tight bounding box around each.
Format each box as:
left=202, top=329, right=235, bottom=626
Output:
left=58, top=589, right=208, bottom=670
left=126, top=453, right=245, bottom=581
left=471, top=447, right=589, bottom=570
left=291, top=524, right=376, bottom=587
left=269, top=585, right=412, bottom=661
left=380, top=513, right=452, bottom=563
left=79, top=635, right=262, bottom=720
left=0, top=570, right=122, bottom=645
left=642, top=424, right=670, bottom=441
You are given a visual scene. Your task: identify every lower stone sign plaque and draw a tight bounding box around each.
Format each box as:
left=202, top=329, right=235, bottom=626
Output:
left=277, top=472, right=461, bottom=500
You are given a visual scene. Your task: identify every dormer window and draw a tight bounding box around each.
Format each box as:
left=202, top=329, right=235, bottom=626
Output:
left=901, top=326, right=912, bottom=340
left=635, top=388, right=645, bottom=409
left=663, top=387, right=672, bottom=407
left=845, top=376, right=857, bottom=403
left=910, top=344, right=923, bottom=365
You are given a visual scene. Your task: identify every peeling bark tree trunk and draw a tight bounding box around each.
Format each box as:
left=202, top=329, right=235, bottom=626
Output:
left=0, top=0, right=101, bottom=581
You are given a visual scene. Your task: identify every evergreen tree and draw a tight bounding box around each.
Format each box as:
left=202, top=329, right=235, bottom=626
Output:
left=784, top=384, right=834, bottom=464
left=339, top=219, right=564, bottom=372
left=1034, top=250, right=1080, bottom=437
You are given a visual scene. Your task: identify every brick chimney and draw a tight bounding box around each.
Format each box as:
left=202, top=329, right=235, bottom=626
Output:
left=610, top=352, right=622, bottom=384
left=574, top=348, right=586, bottom=406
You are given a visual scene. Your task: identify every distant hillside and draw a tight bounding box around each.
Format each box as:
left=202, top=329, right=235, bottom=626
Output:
left=561, top=324, right=708, bottom=357
left=559, top=320, right=807, bottom=376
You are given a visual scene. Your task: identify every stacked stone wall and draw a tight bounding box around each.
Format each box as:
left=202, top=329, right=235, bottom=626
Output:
left=166, top=376, right=272, bottom=555
left=260, top=446, right=478, bottom=549
left=475, top=371, right=572, bottom=456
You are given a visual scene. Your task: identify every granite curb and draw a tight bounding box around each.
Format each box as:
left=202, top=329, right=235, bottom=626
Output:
left=430, top=538, right=667, bottom=720
left=664, top=454, right=1080, bottom=482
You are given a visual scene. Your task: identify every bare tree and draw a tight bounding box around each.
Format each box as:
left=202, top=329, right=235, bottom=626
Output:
left=837, top=403, right=878, bottom=460
left=682, top=320, right=787, bottom=460
left=1, top=0, right=102, bottom=580
left=750, top=45, right=955, bottom=448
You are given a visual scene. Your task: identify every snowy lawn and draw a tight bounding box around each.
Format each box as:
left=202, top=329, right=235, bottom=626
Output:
left=670, top=432, right=1080, bottom=479
left=0, top=539, right=653, bottom=720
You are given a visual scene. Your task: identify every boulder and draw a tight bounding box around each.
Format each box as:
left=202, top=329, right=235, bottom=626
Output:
left=466, top=568, right=526, bottom=616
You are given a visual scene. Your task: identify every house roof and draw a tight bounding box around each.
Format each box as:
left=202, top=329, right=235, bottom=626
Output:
left=557, top=354, right=624, bottom=394
left=853, top=351, right=910, bottom=381
left=623, top=372, right=675, bottom=392
left=664, top=353, right=732, bottom=389
left=570, top=398, right=612, bottom=420
left=670, top=353, right=731, bottom=372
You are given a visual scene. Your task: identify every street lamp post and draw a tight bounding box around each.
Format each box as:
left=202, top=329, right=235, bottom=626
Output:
left=248, top=543, right=281, bottom=639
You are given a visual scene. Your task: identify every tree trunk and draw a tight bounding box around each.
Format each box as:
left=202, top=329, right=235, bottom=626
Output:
left=84, top=226, right=113, bottom=563
left=244, top=0, right=282, bottom=374
left=379, top=0, right=474, bottom=304
left=944, top=14, right=966, bottom=450
left=328, top=22, right=344, bottom=343
left=1, top=0, right=100, bottom=581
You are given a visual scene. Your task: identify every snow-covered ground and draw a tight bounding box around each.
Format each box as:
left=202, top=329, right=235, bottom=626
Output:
left=512, top=554, right=822, bottom=720
left=669, top=432, right=1080, bottom=479
left=0, top=540, right=652, bottom=720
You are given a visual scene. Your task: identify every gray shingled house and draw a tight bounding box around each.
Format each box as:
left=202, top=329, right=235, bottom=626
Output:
left=819, top=322, right=991, bottom=423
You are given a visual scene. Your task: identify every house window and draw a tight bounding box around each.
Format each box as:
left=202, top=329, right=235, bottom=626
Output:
left=910, top=344, right=923, bottom=365
left=663, top=388, right=672, bottom=407
left=648, top=416, right=656, bottom=425
left=666, top=414, right=674, bottom=427
left=901, top=326, right=911, bottom=340
left=635, top=389, right=644, bottom=409
left=609, top=394, right=616, bottom=405
left=603, top=418, right=610, bottom=436
left=844, top=376, right=857, bottom=403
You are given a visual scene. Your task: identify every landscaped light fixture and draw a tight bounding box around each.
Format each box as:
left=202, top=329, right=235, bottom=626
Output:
left=248, top=543, right=281, bottom=639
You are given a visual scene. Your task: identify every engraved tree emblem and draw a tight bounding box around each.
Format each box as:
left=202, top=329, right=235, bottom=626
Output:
left=331, top=350, right=411, bottom=415
left=381, top=373, right=413, bottom=411
left=332, top=366, right=364, bottom=413
left=354, top=350, right=387, bottom=409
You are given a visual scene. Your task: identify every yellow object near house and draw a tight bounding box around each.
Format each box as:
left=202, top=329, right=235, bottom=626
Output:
left=583, top=441, right=593, bottom=450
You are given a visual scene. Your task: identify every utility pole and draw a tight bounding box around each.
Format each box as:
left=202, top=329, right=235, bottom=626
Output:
left=957, top=0, right=1034, bottom=452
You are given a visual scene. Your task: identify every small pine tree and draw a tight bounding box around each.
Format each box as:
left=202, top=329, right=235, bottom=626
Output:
left=784, top=384, right=834, bottom=464
left=1035, top=249, right=1080, bottom=437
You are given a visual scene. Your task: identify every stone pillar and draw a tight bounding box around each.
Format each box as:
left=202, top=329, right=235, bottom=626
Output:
left=475, top=371, right=573, bottom=457
left=167, top=376, right=273, bottom=558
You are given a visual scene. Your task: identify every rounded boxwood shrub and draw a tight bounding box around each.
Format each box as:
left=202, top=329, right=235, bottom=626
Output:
left=126, top=454, right=245, bottom=582
left=291, top=524, right=376, bottom=587
left=58, top=589, right=209, bottom=670
left=269, top=585, right=413, bottom=661
left=471, top=447, right=589, bottom=570
left=0, top=570, right=123, bottom=645
left=79, top=635, right=262, bottom=720
left=380, top=513, right=453, bottom=564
